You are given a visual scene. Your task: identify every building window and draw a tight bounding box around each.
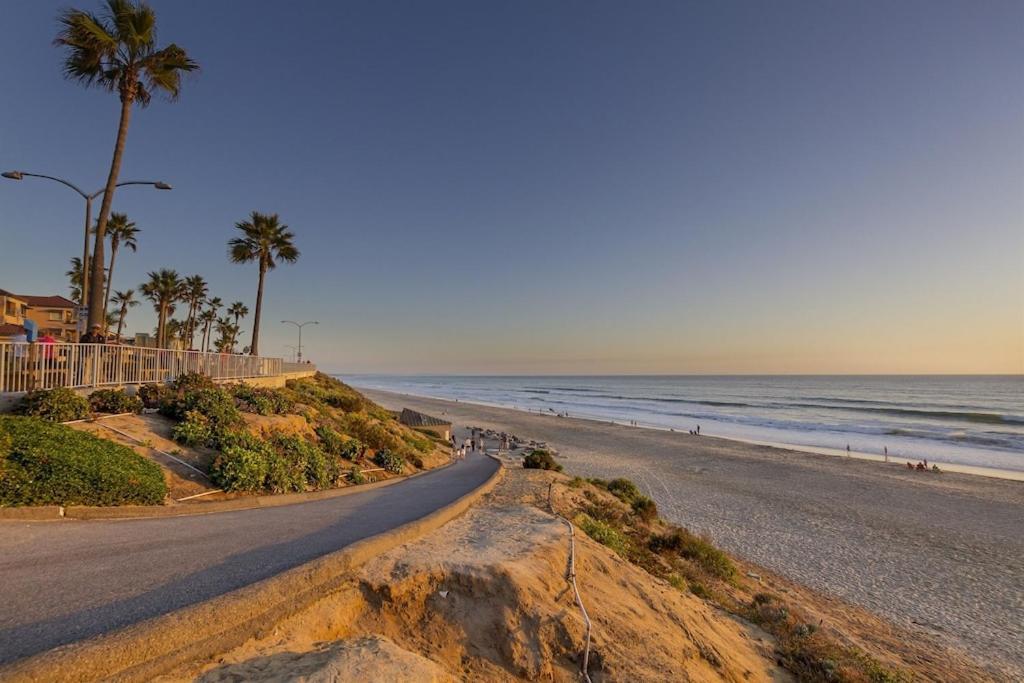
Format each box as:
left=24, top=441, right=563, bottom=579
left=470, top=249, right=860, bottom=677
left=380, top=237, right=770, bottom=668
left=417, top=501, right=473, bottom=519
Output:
left=48, top=311, right=62, bottom=321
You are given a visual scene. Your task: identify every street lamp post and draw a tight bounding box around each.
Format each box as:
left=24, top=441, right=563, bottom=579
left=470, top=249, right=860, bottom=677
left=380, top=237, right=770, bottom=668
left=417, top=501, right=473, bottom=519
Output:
left=1, top=171, right=171, bottom=327
left=281, top=320, right=318, bottom=363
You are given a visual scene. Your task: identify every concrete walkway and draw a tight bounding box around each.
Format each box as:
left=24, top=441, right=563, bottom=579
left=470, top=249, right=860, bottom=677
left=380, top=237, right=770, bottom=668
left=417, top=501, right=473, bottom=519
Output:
left=0, top=452, right=499, bottom=665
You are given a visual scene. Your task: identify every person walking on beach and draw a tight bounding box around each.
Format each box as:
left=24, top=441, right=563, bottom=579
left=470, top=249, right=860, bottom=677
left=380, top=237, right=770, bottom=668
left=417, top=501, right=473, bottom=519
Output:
left=846, top=444, right=851, bottom=457
left=697, top=425, right=701, bottom=435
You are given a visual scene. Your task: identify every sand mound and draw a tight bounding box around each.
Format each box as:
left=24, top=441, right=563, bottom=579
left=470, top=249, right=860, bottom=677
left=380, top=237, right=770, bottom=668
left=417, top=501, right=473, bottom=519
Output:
left=168, top=469, right=788, bottom=682
left=198, top=635, right=453, bottom=683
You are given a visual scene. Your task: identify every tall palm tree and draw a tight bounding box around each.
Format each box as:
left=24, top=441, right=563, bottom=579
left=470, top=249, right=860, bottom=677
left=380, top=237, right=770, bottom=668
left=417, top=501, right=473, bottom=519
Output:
left=66, top=257, right=84, bottom=302
left=100, top=212, right=139, bottom=333
left=140, top=268, right=183, bottom=348
left=56, top=0, right=198, bottom=329
left=228, top=212, right=299, bottom=355
left=198, top=308, right=217, bottom=352
left=182, top=275, right=208, bottom=348
left=165, top=318, right=185, bottom=348
left=110, top=288, right=139, bottom=341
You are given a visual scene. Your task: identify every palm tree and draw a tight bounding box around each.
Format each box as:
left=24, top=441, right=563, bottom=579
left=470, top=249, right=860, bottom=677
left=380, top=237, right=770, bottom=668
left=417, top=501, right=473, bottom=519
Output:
left=66, top=257, right=84, bottom=302
left=214, top=316, right=239, bottom=353
left=228, top=212, right=299, bottom=355
left=140, top=268, right=183, bottom=348
left=100, top=212, right=139, bottom=333
left=110, top=288, right=139, bottom=341
left=226, top=302, right=248, bottom=350
left=165, top=318, right=185, bottom=348
left=56, top=0, right=198, bottom=330
left=182, top=275, right=208, bottom=348
left=198, top=308, right=217, bottom=352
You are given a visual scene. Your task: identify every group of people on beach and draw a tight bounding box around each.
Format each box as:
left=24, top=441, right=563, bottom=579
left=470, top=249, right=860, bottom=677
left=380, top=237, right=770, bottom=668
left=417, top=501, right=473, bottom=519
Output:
left=907, top=459, right=941, bottom=473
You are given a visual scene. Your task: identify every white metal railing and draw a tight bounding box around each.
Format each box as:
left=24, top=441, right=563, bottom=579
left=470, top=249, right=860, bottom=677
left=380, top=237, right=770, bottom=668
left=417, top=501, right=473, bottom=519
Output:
left=0, top=342, right=283, bottom=393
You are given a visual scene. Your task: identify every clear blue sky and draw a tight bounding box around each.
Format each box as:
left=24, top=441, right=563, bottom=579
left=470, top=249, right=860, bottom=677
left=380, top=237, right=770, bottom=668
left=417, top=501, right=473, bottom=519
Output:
left=2, top=1, right=1021, bottom=373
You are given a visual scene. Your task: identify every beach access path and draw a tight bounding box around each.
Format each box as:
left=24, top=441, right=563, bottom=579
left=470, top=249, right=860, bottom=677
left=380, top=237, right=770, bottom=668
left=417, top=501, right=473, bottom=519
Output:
left=361, top=388, right=1024, bottom=680
left=0, top=451, right=498, bottom=666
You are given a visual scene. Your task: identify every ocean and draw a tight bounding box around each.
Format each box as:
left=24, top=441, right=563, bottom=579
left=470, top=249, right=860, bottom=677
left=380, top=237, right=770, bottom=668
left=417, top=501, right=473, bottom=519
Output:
left=342, top=375, right=1024, bottom=474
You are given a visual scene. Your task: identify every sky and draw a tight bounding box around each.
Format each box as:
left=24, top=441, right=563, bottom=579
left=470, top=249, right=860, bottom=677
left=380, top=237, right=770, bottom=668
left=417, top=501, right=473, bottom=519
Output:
left=1, top=0, right=1021, bottom=375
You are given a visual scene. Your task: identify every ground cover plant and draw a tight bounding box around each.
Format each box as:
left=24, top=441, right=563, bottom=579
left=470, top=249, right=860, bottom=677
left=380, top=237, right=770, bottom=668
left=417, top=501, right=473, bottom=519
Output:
left=0, top=416, right=166, bottom=506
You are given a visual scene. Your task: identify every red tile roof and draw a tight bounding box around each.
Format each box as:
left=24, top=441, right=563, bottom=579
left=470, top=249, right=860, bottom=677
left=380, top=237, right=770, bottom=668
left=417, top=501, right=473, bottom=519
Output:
left=18, top=295, right=77, bottom=308
left=0, top=323, right=27, bottom=336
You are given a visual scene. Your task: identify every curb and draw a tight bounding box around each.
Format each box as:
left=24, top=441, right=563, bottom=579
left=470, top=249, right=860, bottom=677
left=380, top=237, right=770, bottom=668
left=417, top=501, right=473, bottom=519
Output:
left=0, top=457, right=460, bottom=522
left=0, top=455, right=504, bottom=683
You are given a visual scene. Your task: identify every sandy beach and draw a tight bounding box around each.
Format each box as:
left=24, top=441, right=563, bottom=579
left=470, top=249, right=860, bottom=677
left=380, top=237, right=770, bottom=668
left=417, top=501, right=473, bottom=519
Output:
left=363, top=387, right=1024, bottom=680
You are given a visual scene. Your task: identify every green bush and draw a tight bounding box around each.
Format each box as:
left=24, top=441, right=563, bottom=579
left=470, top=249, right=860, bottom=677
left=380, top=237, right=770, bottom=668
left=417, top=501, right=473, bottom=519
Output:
left=16, top=387, right=90, bottom=422
left=0, top=416, right=166, bottom=506
left=232, top=385, right=295, bottom=415
left=210, top=431, right=345, bottom=493
left=171, top=372, right=215, bottom=392
left=171, top=410, right=212, bottom=447
left=210, top=432, right=273, bottom=492
left=373, top=448, right=405, bottom=474
left=88, top=389, right=143, bottom=415
left=270, top=433, right=335, bottom=490
left=349, top=465, right=367, bottom=485
left=137, top=383, right=168, bottom=409
left=606, top=478, right=641, bottom=504
left=631, top=495, right=659, bottom=522
left=649, top=528, right=736, bottom=580
left=523, top=449, right=562, bottom=472
left=315, top=424, right=345, bottom=454
left=576, top=513, right=628, bottom=556
left=161, top=386, right=243, bottom=449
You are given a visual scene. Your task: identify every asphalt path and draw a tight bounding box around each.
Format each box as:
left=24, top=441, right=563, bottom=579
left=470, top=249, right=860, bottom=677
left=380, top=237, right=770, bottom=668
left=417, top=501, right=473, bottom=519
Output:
left=0, top=452, right=497, bottom=664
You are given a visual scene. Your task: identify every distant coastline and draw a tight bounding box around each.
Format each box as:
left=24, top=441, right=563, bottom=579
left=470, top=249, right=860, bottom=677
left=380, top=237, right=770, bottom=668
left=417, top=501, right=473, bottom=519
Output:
left=343, top=374, right=1024, bottom=482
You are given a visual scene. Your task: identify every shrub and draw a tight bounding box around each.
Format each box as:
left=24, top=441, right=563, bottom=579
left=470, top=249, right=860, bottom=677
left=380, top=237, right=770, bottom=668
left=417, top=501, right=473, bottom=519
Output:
left=631, top=495, right=659, bottom=522
left=210, top=433, right=273, bottom=492
left=373, top=448, right=405, bottom=474
left=576, top=513, right=628, bottom=556
left=270, top=433, right=334, bottom=489
left=171, top=410, right=212, bottom=447
left=232, top=385, right=295, bottom=415
left=0, top=416, right=166, bottom=506
left=171, top=372, right=215, bottom=392
left=606, top=478, right=641, bottom=504
left=137, top=383, right=168, bottom=409
left=523, top=449, right=562, bottom=472
left=349, top=465, right=366, bottom=485
left=88, top=389, right=143, bottom=415
left=649, top=528, right=736, bottom=580
left=161, top=386, right=243, bottom=448
left=315, top=424, right=347, bottom=456
left=16, top=387, right=90, bottom=422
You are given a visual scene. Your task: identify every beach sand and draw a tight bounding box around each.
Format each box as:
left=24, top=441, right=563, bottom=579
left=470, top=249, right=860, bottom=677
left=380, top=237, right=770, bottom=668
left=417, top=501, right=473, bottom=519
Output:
left=362, top=388, right=1024, bottom=680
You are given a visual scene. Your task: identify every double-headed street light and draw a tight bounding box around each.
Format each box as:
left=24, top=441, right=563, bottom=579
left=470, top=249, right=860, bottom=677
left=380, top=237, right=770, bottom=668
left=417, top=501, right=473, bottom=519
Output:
left=1, top=170, right=172, bottom=317
left=281, top=320, right=318, bottom=363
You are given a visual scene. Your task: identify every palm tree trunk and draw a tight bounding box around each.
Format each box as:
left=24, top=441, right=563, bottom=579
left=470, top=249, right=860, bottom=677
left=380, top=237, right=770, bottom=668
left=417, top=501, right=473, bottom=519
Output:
left=157, top=304, right=167, bottom=349
left=250, top=263, right=266, bottom=355
left=185, top=302, right=196, bottom=349
left=88, top=93, right=134, bottom=329
left=101, top=243, right=119, bottom=334
left=116, top=305, right=126, bottom=342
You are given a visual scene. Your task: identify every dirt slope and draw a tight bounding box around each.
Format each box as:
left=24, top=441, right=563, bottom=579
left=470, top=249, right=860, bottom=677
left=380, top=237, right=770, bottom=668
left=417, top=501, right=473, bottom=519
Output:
left=163, top=467, right=790, bottom=682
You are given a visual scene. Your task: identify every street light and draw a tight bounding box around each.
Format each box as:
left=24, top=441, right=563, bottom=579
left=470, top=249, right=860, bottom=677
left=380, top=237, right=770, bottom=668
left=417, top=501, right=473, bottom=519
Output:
left=281, top=320, right=318, bottom=363
left=1, top=170, right=172, bottom=316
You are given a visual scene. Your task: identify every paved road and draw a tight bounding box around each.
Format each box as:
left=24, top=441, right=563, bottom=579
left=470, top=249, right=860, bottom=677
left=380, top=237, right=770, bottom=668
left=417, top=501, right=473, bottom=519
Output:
left=0, top=452, right=498, bottom=664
